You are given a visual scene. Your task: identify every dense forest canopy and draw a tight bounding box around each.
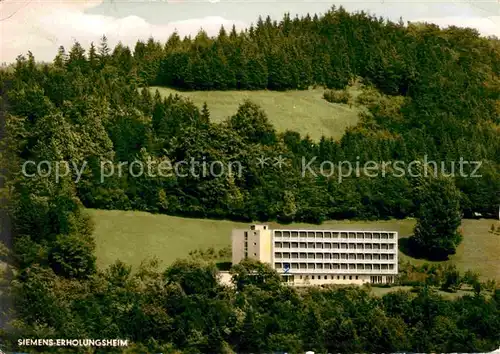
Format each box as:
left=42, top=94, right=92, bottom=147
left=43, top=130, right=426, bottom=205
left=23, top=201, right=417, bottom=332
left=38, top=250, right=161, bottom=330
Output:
left=0, top=5, right=499, bottom=353
left=3, top=9, right=499, bottom=223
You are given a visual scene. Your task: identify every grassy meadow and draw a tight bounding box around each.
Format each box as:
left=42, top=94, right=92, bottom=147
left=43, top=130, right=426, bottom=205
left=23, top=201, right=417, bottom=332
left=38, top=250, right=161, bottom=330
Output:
left=89, top=209, right=500, bottom=282
left=150, top=86, right=364, bottom=141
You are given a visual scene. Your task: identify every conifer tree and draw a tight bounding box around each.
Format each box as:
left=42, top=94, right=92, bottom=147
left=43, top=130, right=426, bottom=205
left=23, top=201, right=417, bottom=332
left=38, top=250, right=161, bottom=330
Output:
left=98, top=35, right=111, bottom=67
left=201, top=102, right=210, bottom=124
left=88, top=42, right=99, bottom=71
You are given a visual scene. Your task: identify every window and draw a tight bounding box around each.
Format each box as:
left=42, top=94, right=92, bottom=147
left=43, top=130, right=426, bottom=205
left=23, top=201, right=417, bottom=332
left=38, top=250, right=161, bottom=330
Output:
left=349, top=276, right=352, bottom=280
left=343, top=276, right=346, bottom=280
left=324, top=275, right=328, bottom=280
left=355, top=276, right=358, bottom=280
left=312, top=276, right=315, bottom=280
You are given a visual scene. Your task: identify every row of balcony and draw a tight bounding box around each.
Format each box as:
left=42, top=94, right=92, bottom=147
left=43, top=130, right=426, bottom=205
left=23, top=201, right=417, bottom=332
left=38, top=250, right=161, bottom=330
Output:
left=274, top=237, right=397, bottom=243
left=273, top=258, right=397, bottom=264
left=274, top=268, right=398, bottom=275
left=274, top=247, right=397, bottom=253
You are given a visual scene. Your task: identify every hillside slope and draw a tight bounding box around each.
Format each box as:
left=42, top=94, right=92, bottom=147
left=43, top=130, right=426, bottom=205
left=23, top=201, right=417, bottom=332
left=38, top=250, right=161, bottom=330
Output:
left=89, top=209, right=500, bottom=281
left=150, top=86, right=364, bottom=141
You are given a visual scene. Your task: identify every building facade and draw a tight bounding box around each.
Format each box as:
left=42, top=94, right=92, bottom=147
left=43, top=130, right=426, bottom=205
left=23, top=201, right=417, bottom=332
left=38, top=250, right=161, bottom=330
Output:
left=232, top=224, right=398, bottom=286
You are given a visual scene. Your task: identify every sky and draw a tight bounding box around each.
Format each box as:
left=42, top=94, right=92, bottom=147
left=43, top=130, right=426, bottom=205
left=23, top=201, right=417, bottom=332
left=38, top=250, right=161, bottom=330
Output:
left=1, top=0, right=500, bottom=63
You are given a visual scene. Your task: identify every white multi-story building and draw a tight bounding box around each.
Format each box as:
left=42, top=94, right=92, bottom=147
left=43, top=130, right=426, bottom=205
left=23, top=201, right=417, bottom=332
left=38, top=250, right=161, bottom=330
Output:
left=232, top=224, right=398, bottom=286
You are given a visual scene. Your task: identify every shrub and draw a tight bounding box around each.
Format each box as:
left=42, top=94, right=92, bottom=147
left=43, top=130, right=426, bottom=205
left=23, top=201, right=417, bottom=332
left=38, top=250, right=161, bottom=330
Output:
left=356, top=87, right=382, bottom=106
left=323, top=89, right=351, bottom=104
